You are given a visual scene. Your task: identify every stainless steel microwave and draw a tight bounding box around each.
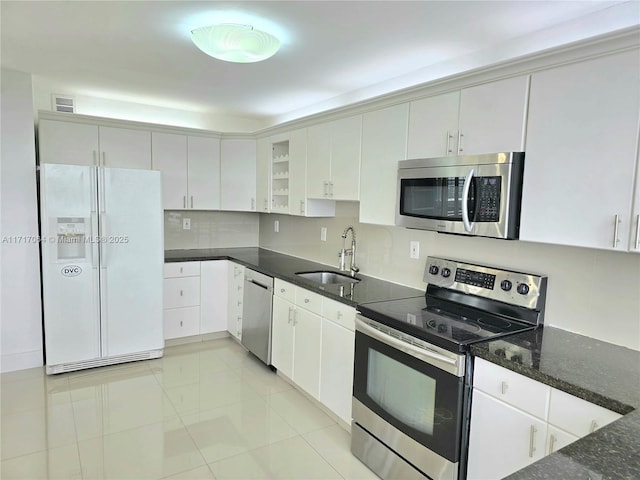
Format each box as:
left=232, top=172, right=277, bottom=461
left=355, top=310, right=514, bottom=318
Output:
left=396, top=152, right=525, bottom=239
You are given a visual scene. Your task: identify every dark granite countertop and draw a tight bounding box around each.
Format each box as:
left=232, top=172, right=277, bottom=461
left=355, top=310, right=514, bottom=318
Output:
left=472, top=327, right=640, bottom=480
left=165, top=247, right=424, bottom=307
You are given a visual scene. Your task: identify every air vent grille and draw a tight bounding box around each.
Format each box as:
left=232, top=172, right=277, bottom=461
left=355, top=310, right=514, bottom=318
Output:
left=51, top=94, right=75, bottom=113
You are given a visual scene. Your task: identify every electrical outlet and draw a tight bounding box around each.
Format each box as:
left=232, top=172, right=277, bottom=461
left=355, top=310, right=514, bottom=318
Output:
left=321, top=227, right=327, bottom=241
left=274, top=220, right=279, bottom=233
left=410, top=241, right=420, bottom=259
left=183, top=218, right=191, bottom=230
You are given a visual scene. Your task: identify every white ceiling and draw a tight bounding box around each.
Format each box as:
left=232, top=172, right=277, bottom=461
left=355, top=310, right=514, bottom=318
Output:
left=1, top=1, right=638, bottom=127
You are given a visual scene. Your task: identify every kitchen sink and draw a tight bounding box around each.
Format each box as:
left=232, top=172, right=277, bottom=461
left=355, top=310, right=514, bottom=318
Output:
left=295, top=271, right=361, bottom=285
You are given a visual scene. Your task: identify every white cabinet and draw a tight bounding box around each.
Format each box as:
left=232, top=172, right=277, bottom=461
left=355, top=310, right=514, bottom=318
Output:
left=39, top=119, right=151, bottom=169
left=200, top=260, right=228, bottom=334
left=469, top=357, right=623, bottom=478
left=407, top=75, right=529, bottom=158
left=272, top=295, right=295, bottom=378
left=520, top=50, right=640, bottom=251
left=256, top=137, right=271, bottom=213
left=163, top=262, right=201, bottom=340
left=293, top=307, right=322, bottom=398
left=227, top=262, right=245, bottom=340
left=152, top=133, right=221, bottom=210
left=468, top=390, right=548, bottom=480
left=270, top=133, right=292, bottom=213
left=319, top=297, right=356, bottom=424
left=307, top=116, right=362, bottom=201
left=221, top=138, right=257, bottom=211
left=359, top=104, right=409, bottom=225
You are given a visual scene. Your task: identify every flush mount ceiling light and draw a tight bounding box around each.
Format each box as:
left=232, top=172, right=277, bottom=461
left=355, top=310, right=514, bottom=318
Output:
left=190, top=24, right=281, bottom=63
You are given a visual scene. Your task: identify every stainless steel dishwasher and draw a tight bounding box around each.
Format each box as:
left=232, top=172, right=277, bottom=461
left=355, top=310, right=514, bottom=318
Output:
left=241, top=269, right=274, bottom=365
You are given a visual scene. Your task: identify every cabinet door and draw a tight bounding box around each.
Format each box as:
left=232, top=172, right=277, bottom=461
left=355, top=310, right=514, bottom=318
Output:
left=467, top=389, right=547, bottom=480
left=329, top=115, right=362, bottom=200
left=200, top=260, right=228, bottom=334
left=289, top=129, right=308, bottom=216
left=458, top=75, right=529, bottom=155
left=306, top=122, right=332, bottom=199
left=152, top=132, right=188, bottom=209
left=631, top=180, right=640, bottom=254
left=226, top=262, right=244, bottom=339
left=38, top=120, right=99, bottom=166
left=320, top=319, right=354, bottom=424
left=255, top=137, right=271, bottom=212
left=548, top=388, right=622, bottom=438
left=99, top=126, right=151, bottom=170
left=292, top=307, right=322, bottom=399
left=407, top=91, right=460, bottom=159
left=271, top=296, right=295, bottom=378
left=220, top=139, right=257, bottom=211
left=164, top=306, right=200, bottom=340
left=187, top=136, right=220, bottom=210
left=520, top=51, right=640, bottom=250
left=546, top=425, right=579, bottom=455
left=360, top=104, right=409, bottom=225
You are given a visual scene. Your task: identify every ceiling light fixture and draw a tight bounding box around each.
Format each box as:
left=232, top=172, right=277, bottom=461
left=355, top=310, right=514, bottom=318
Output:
left=190, top=24, right=280, bottom=63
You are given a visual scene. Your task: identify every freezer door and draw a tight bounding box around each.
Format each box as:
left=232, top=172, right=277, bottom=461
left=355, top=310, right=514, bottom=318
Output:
left=40, top=164, right=102, bottom=366
left=99, top=168, right=163, bottom=356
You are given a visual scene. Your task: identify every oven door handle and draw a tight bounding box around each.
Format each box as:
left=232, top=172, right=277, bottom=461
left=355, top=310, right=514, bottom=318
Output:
left=355, top=318, right=459, bottom=370
left=462, top=168, right=475, bottom=233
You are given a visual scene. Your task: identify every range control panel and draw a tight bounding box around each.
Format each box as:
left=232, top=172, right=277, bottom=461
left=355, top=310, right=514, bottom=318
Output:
left=424, top=256, right=547, bottom=310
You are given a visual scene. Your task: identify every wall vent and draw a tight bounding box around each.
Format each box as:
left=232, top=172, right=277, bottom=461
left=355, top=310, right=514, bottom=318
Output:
left=51, top=94, right=75, bottom=113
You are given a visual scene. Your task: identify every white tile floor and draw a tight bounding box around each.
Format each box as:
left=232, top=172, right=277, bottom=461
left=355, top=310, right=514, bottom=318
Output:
left=1, top=337, right=378, bottom=480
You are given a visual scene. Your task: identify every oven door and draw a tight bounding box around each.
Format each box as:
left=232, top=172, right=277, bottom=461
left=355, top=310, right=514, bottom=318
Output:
left=396, top=155, right=522, bottom=239
left=352, top=317, right=465, bottom=480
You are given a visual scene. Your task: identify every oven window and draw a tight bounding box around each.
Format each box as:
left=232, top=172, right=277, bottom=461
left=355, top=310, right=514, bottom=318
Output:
left=366, top=349, right=436, bottom=435
left=353, top=330, right=464, bottom=462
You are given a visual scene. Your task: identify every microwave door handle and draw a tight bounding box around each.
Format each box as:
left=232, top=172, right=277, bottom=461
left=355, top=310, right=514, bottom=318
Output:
left=462, top=168, right=475, bottom=232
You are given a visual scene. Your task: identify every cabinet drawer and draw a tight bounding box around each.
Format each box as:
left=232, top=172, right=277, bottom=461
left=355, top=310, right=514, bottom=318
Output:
left=548, top=388, right=622, bottom=437
left=322, top=298, right=356, bottom=331
left=274, top=278, right=296, bottom=303
left=473, top=358, right=550, bottom=420
left=164, top=262, right=200, bottom=278
left=295, top=287, right=323, bottom=316
left=163, top=277, right=201, bottom=308
left=546, top=424, right=579, bottom=455
left=164, top=306, right=200, bottom=339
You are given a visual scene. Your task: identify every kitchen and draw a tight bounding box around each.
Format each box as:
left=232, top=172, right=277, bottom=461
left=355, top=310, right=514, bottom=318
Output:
left=2, top=1, right=640, bottom=479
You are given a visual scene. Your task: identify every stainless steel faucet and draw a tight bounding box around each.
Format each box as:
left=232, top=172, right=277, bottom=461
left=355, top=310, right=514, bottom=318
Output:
left=338, top=226, right=359, bottom=277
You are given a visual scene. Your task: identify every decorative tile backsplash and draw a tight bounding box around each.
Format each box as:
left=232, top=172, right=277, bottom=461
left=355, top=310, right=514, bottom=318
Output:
left=164, top=211, right=259, bottom=250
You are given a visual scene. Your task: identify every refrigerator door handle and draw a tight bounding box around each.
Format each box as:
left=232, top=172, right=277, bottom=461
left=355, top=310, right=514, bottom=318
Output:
left=91, top=212, right=99, bottom=269
left=98, top=168, right=106, bottom=213
left=99, top=213, right=107, bottom=268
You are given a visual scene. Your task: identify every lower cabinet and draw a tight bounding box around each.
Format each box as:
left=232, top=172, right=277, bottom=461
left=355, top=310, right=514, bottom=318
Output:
left=227, top=262, right=245, bottom=340
left=272, top=278, right=356, bottom=424
left=468, top=358, right=622, bottom=479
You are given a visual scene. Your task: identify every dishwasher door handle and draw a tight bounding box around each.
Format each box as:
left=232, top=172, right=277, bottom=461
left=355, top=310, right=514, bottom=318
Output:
left=245, top=278, right=272, bottom=291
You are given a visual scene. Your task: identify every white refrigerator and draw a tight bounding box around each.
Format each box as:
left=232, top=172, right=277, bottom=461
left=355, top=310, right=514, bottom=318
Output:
left=40, top=164, right=164, bottom=374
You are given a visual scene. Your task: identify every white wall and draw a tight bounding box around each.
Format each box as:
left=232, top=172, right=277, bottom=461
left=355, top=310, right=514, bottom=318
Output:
left=259, top=203, right=640, bottom=351
left=32, top=76, right=269, bottom=132
left=1, top=68, right=44, bottom=372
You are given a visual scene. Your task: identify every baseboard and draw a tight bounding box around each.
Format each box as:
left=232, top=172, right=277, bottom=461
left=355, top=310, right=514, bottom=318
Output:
left=165, top=331, right=230, bottom=347
left=1, top=349, right=44, bottom=373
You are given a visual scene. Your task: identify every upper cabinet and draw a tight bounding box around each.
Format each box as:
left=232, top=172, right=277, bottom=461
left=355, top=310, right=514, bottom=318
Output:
left=360, top=104, right=409, bottom=226
left=407, top=75, right=529, bottom=158
left=520, top=50, right=640, bottom=252
left=151, top=133, right=220, bottom=210
left=39, top=120, right=151, bottom=169
left=307, top=115, right=362, bottom=201
left=220, top=138, right=257, bottom=212
left=255, top=137, right=271, bottom=213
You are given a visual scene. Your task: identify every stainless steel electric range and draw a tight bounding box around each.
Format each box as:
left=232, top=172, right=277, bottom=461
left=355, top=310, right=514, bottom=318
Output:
left=351, top=256, right=548, bottom=480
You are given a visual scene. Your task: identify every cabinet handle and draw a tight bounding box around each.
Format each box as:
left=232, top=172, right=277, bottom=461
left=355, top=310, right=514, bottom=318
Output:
left=180, top=320, right=183, bottom=327
left=458, top=132, right=464, bottom=153
left=613, top=214, right=621, bottom=248
left=183, top=196, right=186, bottom=208
left=300, top=200, right=305, bottom=214
left=329, top=182, right=334, bottom=196
left=280, top=288, right=285, bottom=293
left=446, top=131, right=455, bottom=154
left=500, top=381, right=508, bottom=395
left=237, top=300, right=242, bottom=307
left=102, top=152, right=106, bottom=166
left=287, top=306, right=293, bottom=324
left=180, top=290, right=183, bottom=296
left=634, top=214, right=640, bottom=250
left=251, top=198, right=255, bottom=210
left=304, top=298, right=310, bottom=304
left=264, top=199, right=268, bottom=211
left=180, top=267, right=183, bottom=274
left=529, top=425, right=537, bottom=458
left=548, top=434, right=557, bottom=454
left=589, top=420, right=598, bottom=433
left=93, top=150, right=98, bottom=166
left=190, top=196, right=193, bottom=208
left=337, top=311, right=343, bottom=319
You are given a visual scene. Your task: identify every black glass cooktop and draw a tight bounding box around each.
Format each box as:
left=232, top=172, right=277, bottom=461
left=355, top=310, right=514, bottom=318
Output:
left=357, top=296, right=537, bottom=353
